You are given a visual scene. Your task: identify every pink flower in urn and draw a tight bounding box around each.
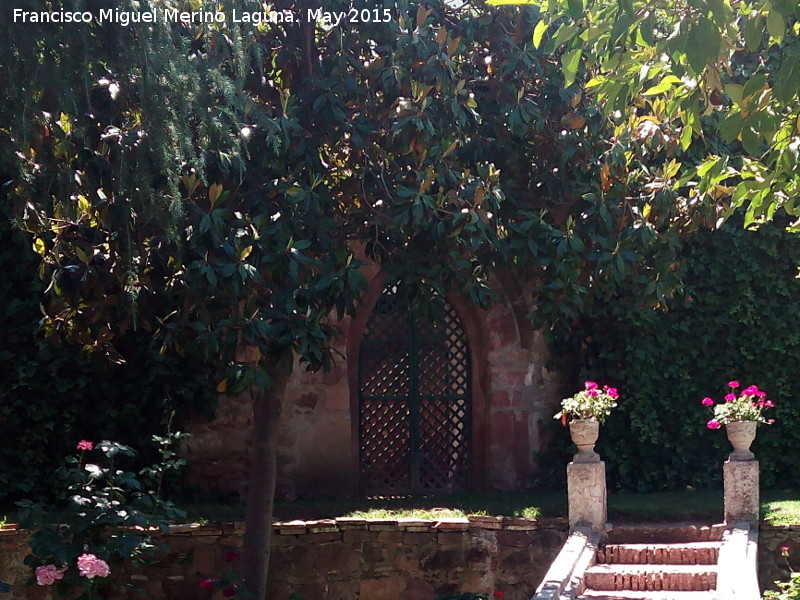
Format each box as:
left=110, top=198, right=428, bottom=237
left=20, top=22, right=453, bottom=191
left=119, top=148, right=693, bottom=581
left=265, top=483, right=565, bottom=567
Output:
left=76, top=554, right=110, bottom=579
left=764, top=400, right=774, bottom=408
left=587, top=389, right=599, bottom=397
left=724, top=394, right=736, bottom=402
left=585, top=381, right=598, bottom=390
left=707, top=419, right=722, bottom=430
left=742, top=385, right=759, bottom=396
left=76, top=440, right=93, bottom=451
left=728, top=380, right=740, bottom=388
left=701, top=397, right=714, bottom=406
left=604, top=386, right=619, bottom=399
left=35, top=564, right=65, bottom=586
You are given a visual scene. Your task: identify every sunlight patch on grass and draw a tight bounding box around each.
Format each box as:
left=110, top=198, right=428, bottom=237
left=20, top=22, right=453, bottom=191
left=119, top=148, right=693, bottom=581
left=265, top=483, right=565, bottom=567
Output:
left=763, top=500, right=800, bottom=526
left=347, top=507, right=468, bottom=520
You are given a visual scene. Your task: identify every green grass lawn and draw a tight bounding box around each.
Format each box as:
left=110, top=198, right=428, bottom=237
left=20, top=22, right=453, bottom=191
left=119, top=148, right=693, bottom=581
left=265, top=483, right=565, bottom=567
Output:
left=5, top=489, right=797, bottom=526
left=179, top=488, right=800, bottom=525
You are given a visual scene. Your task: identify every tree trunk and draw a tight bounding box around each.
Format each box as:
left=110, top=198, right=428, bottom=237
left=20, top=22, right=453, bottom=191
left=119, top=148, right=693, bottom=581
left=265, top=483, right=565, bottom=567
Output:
left=242, top=349, right=292, bottom=599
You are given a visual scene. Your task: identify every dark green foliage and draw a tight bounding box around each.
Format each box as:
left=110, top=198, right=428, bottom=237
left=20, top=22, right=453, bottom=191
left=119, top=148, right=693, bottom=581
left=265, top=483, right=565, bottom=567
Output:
left=0, top=204, right=214, bottom=506
left=577, top=219, right=800, bottom=491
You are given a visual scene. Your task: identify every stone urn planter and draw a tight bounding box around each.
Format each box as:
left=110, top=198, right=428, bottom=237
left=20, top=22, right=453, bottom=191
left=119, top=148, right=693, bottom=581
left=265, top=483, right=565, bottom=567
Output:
left=726, top=421, right=757, bottom=461
left=569, top=419, right=601, bottom=463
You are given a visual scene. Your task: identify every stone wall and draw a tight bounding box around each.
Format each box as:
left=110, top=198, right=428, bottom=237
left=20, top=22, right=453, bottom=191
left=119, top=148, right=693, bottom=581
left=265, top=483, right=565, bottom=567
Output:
left=184, top=266, right=565, bottom=500
left=0, top=517, right=568, bottom=600
left=759, top=524, right=800, bottom=591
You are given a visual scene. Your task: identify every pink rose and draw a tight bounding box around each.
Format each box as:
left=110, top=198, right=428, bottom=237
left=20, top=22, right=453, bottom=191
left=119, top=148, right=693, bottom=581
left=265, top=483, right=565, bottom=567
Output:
left=701, top=397, right=714, bottom=406
left=724, top=394, right=736, bottom=402
left=77, top=554, right=110, bottom=579
left=35, top=564, right=65, bottom=586
left=764, top=400, right=774, bottom=408
left=728, top=380, right=740, bottom=388
left=606, top=387, right=619, bottom=399
left=707, top=419, right=721, bottom=430
left=587, top=389, right=599, bottom=397
left=742, top=385, right=759, bottom=395
left=756, top=391, right=767, bottom=398
left=584, top=381, right=598, bottom=390
left=76, top=440, right=93, bottom=451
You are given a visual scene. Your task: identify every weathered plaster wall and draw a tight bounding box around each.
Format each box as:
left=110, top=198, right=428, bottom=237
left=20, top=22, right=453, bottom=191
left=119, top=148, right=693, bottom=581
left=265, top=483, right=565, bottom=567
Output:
left=0, top=517, right=568, bottom=600
left=184, top=266, right=564, bottom=499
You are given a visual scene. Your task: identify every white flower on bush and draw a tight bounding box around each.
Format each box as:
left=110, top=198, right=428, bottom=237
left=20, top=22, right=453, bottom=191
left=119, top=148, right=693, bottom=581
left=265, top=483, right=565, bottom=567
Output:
left=35, top=564, right=65, bottom=586
left=77, top=554, right=110, bottom=579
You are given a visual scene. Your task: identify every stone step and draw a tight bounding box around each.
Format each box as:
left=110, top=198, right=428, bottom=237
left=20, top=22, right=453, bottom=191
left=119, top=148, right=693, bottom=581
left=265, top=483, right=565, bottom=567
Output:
left=596, top=542, right=720, bottom=565
left=606, top=523, right=726, bottom=544
left=580, top=590, right=718, bottom=599
left=583, top=564, right=717, bottom=592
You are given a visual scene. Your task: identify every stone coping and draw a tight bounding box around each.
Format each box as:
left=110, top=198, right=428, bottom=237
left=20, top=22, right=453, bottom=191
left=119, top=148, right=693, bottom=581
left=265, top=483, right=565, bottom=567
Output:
left=0, top=515, right=568, bottom=538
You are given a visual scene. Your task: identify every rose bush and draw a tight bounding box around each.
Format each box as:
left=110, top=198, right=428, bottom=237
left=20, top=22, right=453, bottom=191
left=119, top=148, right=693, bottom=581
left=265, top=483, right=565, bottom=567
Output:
left=15, top=430, right=187, bottom=599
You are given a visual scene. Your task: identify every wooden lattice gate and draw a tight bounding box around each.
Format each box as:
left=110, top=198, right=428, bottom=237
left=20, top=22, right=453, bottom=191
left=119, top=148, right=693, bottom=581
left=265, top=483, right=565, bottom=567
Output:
left=358, top=287, right=472, bottom=495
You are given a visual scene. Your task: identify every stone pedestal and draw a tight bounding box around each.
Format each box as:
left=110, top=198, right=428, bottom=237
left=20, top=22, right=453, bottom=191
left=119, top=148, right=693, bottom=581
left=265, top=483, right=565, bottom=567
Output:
left=723, top=459, right=759, bottom=525
left=567, top=461, right=607, bottom=533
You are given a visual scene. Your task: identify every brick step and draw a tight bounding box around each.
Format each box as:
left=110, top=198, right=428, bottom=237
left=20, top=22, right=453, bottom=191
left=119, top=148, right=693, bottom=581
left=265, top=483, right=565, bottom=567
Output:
left=606, top=523, right=725, bottom=544
left=584, top=564, right=717, bottom=592
left=579, top=591, right=718, bottom=599
left=597, top=542, right=720, bottom=565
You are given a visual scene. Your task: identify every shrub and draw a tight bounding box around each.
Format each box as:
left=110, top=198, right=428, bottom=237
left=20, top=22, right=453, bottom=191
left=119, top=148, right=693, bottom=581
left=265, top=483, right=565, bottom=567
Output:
left=0, top=203, right=215, bottom=507
left=571, top=220, right=800, bottom=491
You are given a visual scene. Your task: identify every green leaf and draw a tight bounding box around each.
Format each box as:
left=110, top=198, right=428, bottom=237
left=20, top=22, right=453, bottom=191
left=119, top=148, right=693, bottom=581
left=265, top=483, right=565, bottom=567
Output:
left=546, top=24, right=577, bottom=51
left=719, top=114, right=742, bottom=143
left=773, top=59, right=799, bottom=104
left=567, top=0, right=584, bottom=19
left=642, top=78, right=678, bottom=96
left=686, top=18, right=719, bottom=75
left=725, top=84, right=744, bottom=106
left=742, top=74, right=768, bottom=104
left=533, top=20, right=548, bottom=49
left=743, top=16, right=763, bottom=51
left=640, top=14, right=656, bottom=45
left=740, top=124, right=761, bottom=156
left=766, top=11, right=786, bottom=42
left=561, top=48, right=582, bottom=88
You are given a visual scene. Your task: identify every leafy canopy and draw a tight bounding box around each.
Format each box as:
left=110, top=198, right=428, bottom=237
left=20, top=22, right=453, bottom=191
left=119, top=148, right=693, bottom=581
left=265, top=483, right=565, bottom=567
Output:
left=489, top=0, right=800, bottom=232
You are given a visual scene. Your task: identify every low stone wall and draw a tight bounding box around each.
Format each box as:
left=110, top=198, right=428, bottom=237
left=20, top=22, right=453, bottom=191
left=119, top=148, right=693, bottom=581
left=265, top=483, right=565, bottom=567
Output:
left=759, top=524, right=800, bottom=591
left=0, top=517, right=568, bottom=600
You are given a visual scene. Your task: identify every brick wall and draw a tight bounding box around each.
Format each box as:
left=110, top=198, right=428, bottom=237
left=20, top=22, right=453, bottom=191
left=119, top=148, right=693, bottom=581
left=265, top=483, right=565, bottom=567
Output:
left=183, top=267, right=565, bottom=499
left=0, top=517, right=568, bottom=600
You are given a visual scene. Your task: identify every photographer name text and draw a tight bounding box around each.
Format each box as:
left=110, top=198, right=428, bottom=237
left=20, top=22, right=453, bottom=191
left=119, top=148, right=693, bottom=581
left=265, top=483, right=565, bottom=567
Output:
left=12, top=7, right=393, bottom=27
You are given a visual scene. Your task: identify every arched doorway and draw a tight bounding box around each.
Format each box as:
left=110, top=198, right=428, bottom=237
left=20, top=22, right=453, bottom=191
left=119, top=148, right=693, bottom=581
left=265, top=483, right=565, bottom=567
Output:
left=358, top=286, right=472, bottom=495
